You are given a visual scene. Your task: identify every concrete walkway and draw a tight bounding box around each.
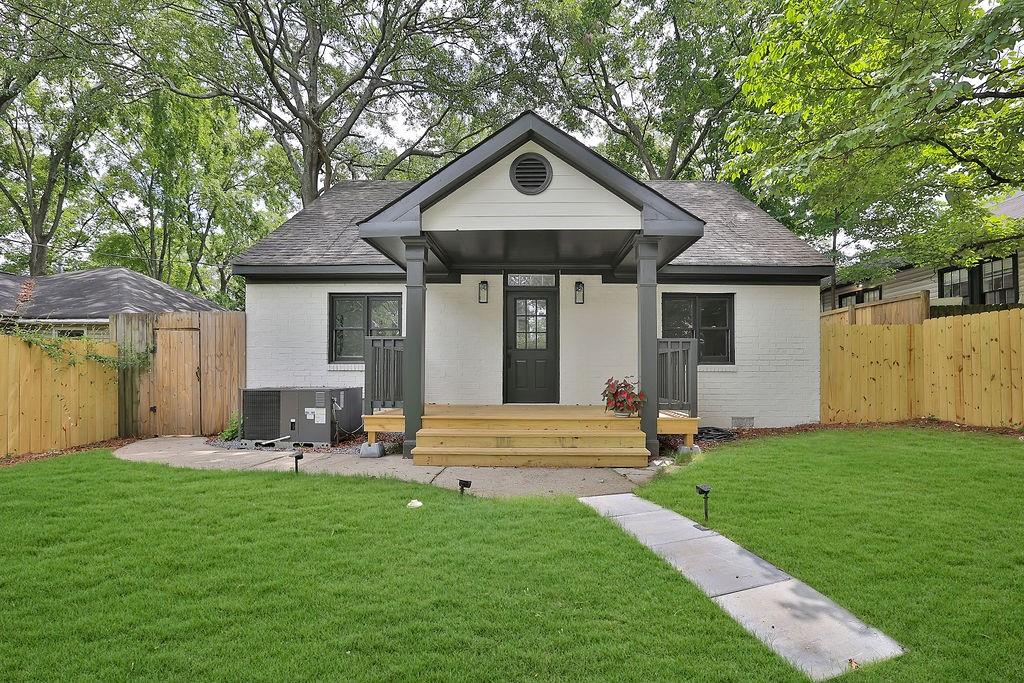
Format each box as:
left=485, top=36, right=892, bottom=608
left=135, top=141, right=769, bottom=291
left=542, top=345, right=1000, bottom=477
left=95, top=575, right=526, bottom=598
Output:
left=579, top=493, right=904, bottom=680
left=114, top=437, right=659, bottom=497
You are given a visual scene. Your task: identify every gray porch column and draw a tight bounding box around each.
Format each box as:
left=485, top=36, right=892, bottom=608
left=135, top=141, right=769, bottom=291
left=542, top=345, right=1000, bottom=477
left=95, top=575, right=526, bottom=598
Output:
left=402, top=236, right=427, bottom=457
left=636, top=237, right=660, bottom=457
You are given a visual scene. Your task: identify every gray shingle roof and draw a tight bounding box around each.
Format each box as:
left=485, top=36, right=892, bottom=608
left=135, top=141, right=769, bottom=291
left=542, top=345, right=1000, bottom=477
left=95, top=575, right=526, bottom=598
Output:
left=0, top=267, right=224, bottom=319
left=234, top=179, right=830, bottom=269
left=649, top=181, right=831, bottom=267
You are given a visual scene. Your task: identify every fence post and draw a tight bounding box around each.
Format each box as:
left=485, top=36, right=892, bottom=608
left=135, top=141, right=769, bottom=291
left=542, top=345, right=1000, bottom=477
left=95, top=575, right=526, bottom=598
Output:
left=918, top=289, right=930, bottom=322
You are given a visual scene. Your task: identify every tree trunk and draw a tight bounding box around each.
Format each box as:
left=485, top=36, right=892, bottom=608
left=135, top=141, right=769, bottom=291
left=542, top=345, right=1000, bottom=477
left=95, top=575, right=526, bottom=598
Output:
left=28, top=236, right=49, bottom=275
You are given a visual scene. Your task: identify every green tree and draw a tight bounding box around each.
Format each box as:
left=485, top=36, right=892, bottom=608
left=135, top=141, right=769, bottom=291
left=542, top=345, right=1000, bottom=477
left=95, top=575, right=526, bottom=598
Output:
left=537, top=0, right=777, bottom=180
left=90, top=91, right=290, bottom=307
left=0, top=0, right=149, bottom=274
left=729, top=0, right=1024, bottom=278
left=146, top=0, right=531, bottom=206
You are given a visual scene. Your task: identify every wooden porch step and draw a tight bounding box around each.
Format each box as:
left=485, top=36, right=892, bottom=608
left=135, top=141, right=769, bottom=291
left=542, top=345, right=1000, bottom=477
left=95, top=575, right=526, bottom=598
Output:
left=416, top=428, right=645, bottom=449
left=420, top=416, right=638, bottom=431
left=411, top=446, right=650, bottom=468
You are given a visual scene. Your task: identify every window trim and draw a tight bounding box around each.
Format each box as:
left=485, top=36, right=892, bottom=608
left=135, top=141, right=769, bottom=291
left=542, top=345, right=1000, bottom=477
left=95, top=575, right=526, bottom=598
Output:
left=661, top=293, right=735, bottom=365
left=938, top=255, right=1019, bottom=305
left=836, top=286, right=882, bottom=310
left=328, top=293, right=402, bottom=363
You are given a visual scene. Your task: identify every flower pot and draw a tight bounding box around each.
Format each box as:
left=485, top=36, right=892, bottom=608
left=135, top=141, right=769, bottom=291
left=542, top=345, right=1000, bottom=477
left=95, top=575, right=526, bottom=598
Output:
left=613, top=411, right=632, bottom=418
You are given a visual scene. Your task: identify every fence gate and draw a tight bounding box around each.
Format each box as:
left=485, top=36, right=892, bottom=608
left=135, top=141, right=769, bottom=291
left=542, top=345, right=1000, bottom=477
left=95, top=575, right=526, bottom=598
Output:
left=154, top=326, right=201, bottom=435
left=110, top=311, right=245, bottom=437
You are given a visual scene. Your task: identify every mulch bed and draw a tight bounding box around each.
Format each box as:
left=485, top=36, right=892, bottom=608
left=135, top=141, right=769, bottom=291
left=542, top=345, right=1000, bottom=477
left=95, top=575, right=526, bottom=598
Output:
left=695, top=417, right=1024, bottom=451
left=1, top=437, right=138, bottom=468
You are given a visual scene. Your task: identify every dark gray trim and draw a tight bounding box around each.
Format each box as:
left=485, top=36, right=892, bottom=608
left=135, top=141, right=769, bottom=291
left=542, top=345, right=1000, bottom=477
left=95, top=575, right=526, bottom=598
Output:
left=661, top=264, right=834, bottom=277
left=357, top=111, right=704, bottom=269
left=509, top=152, right=552, bottom=195
left=327, top=292, right=402, bottom=363
left=662, top=292, right=736, bottom=365
left=402, top=237, right=427, bottom=458
left=233, top=264, right=405, bottom=278
left=636, top=237, right=660, bottom=457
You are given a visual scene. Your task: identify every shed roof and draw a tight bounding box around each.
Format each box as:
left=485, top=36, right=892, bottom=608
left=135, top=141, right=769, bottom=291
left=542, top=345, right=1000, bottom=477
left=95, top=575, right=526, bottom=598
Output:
left=0, top=267, right=224, bottom=320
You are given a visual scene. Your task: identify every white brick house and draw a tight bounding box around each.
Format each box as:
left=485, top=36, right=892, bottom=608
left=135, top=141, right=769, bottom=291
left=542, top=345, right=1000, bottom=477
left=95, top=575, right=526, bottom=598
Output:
left=235, top=112, right=832, bottom=462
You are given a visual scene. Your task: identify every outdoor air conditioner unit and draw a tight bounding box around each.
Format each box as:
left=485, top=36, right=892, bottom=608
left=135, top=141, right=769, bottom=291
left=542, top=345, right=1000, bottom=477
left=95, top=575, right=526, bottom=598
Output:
left=240, top=387, right=362, bottom=448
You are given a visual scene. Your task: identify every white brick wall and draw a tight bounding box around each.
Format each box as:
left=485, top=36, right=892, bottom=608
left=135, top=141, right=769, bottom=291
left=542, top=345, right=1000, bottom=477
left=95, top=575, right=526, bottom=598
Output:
left=245, top=281, right=406, bottom=389
left=658, top=283, right=821, bottom=428
left=559, top=275, right=637, bottom=403
left=245, top=278, right=820, bottom=427
left=425, top=276, right=503, bottom=403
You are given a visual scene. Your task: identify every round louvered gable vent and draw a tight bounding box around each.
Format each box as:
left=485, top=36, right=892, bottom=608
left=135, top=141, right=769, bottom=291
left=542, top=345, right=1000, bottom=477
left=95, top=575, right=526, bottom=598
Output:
left=509, top=153, right=552, bottom=195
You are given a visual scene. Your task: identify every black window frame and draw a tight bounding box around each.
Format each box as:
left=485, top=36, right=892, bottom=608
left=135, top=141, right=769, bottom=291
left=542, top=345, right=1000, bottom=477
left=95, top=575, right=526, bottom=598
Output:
left=838, top=286, right=882, bottom=309
left=938, top=255, right=1019, bottom=305
left=662, top=293, right=735, bottom=365
left=328, top=293, right=402, bottom=363
left=938, top=265, right=971, bottom=300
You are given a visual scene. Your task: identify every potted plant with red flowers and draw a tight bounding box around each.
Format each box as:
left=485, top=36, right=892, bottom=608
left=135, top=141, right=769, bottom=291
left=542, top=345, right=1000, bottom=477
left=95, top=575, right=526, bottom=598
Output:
left=601, top=376, right=647, bottom=417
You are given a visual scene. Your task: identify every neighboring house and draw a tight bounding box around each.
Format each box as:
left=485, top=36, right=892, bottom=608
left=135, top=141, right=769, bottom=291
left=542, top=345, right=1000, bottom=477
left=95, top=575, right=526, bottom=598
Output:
left=234, top=112, right=832, bottom=459
left=821, top=192, right=1024, bottom=311
left=0, top=267, right=223, bottom=339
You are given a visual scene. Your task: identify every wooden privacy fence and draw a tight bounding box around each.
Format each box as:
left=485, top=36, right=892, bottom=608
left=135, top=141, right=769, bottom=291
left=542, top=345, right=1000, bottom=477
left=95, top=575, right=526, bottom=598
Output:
left=821, top=291, right=931, bottom=327
left=821, top=309, right=1024, bottom=427
left=0, top=335, right=118, bottom=456
left=110, top=311, right=245, bottom=437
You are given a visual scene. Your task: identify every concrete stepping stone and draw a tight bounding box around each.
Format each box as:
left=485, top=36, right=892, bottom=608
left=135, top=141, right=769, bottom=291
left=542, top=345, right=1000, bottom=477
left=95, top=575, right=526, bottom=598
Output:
left=613, top=509, right=718, bottom=545
left=652, top=533, right=791, bottom=597
left=579, top=493, right=903, bottom=680
left=578, top=492, right=663, bottom=517
left=715, top=579, right=904, bottom=680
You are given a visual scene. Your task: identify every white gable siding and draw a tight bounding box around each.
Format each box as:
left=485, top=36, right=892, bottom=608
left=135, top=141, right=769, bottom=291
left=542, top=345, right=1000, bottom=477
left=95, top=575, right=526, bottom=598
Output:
left=421, top=141, right=640, bottom=232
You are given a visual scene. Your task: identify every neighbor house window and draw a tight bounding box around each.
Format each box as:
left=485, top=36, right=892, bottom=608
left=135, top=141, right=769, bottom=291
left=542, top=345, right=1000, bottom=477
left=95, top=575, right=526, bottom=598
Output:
left=981, top=257, right=1016, bottom=304
left=662, top=293, right=734, bottom=364
left=838, top=292, right=858, bottom=308
left=940, top=267, right=970, bottom=299
left=329, top=294, right=401, bottom=362
left=861, top=287, right=881, bottom=302
left=938, top=256, right=1018, bottom=304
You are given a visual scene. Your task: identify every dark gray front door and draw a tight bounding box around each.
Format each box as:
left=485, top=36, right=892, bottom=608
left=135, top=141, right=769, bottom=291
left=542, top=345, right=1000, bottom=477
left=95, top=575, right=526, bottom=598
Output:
left=504, top=289, right=558, bottom=403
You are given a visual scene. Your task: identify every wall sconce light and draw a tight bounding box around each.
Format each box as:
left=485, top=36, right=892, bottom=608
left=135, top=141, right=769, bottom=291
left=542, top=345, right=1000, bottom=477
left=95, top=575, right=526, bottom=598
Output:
left=478, top=280, right=488, bottom=304
left=574, top=281, right=585, bottom=304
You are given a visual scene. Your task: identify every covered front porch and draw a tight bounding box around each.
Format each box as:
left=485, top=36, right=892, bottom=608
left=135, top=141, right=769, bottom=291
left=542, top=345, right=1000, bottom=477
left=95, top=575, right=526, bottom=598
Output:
left=356, top=115, right=706, bottom=466
left=364, top=404, right=700, bottom=467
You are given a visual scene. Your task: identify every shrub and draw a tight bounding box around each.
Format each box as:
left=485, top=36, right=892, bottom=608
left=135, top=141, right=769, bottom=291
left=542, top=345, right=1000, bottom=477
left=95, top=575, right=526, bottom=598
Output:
left=220, top=412, right=242, bottom=441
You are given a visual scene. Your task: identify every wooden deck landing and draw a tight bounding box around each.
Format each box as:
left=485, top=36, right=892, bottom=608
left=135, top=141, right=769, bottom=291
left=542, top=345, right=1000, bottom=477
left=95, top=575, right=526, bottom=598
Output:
left=363, top=404, right=700, bottom=467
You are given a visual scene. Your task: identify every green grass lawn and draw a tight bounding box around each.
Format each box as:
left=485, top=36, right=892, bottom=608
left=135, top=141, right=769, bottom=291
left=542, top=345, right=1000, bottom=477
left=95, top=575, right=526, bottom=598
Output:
left=0, top=450, right=796, bottom=681
left=4, top=430, right=1022, bottom=681
left=642, top=427, right=1024, bottom=682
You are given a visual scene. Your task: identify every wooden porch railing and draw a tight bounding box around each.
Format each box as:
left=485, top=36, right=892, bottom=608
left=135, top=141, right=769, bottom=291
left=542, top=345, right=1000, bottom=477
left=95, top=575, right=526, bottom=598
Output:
left=363, top=335, right=698, bottom=418
left=363, top=336, right=404, bottom=415
left=657, top=338, right=698, bottom=416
